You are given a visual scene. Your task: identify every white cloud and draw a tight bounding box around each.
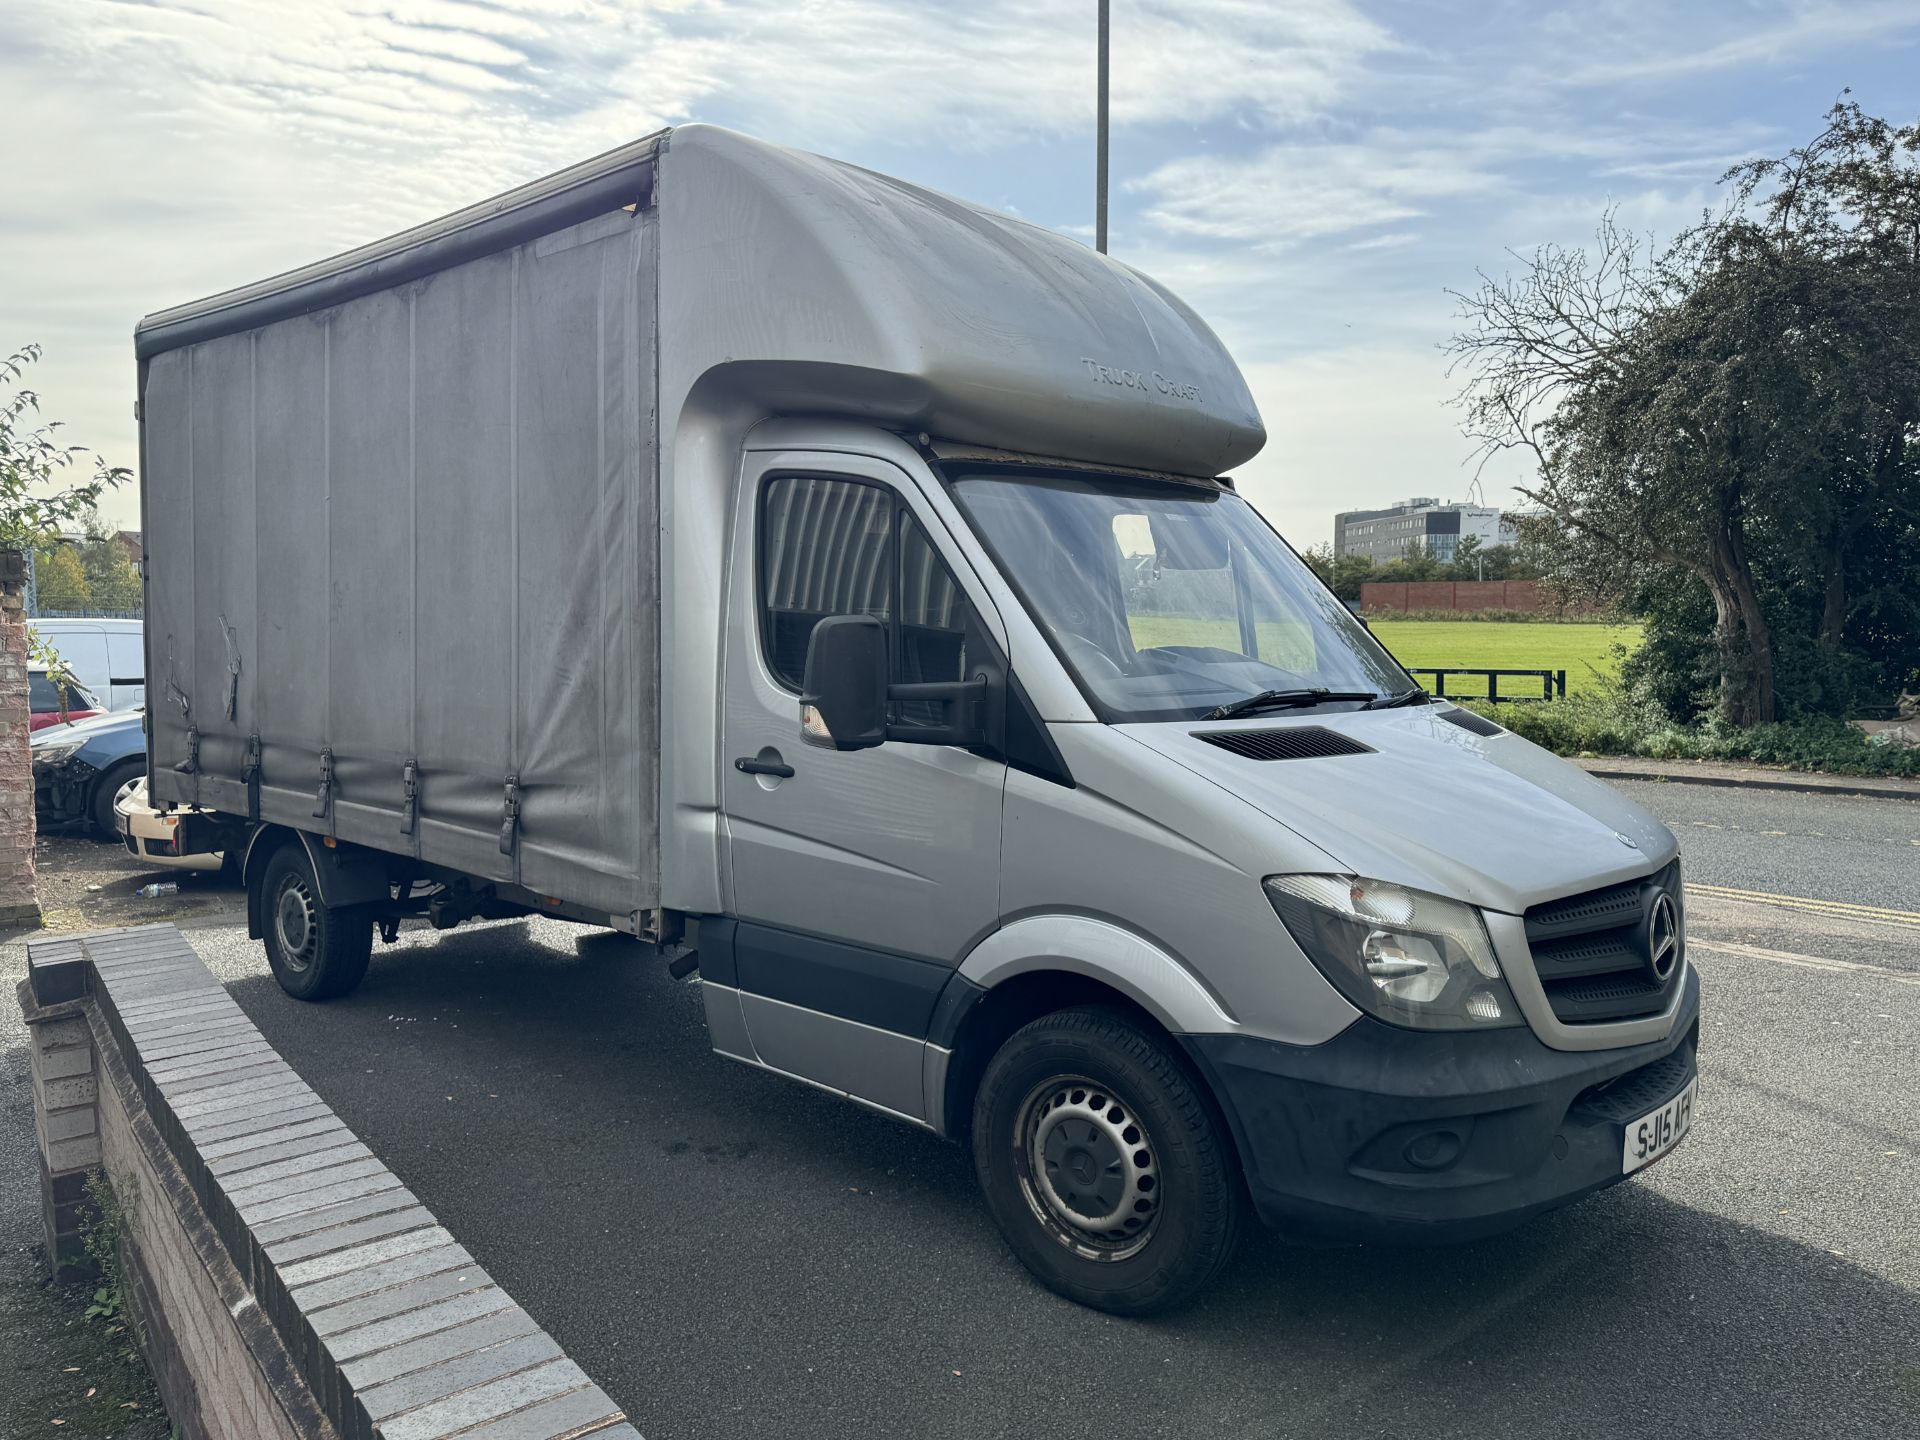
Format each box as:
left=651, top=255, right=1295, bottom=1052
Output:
left=0, top=0, right=1907, bottom=545
left=1135, top=143, right=1499, bottom=245
left=1556, top=0, right=1920, bottom=85
left=1231, top=349, right=1533, bottom=551
left=1, top=0, right=1390, bottom=530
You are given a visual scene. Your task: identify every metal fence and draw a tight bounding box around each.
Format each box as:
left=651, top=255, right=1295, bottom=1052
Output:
left=1405, top=667, right=1567, bottom=703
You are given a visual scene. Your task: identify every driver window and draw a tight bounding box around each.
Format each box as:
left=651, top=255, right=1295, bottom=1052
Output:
left=895, top=513, right=980, bottom=729
left=760, top=476, right=893, bottom=690
left=758, top=476, right=985, bottom=723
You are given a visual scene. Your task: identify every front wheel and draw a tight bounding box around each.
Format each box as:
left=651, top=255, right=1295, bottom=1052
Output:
left=91, top=760, right=143, bottom=839
left=971, top=1006, right=1246, bottom=1315
left=258, top=843, right=373, bottom=1001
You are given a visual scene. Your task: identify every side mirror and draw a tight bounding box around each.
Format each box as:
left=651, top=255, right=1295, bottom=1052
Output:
left=800, top=615, right=888, bottom=750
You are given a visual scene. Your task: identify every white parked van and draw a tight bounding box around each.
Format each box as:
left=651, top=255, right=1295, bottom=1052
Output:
left=135, top=128, right=1699, bottom=1313
left=30, top=618, right=145, bottom=711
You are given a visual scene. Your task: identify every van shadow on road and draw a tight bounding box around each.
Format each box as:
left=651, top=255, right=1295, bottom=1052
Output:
left=195, top=923, right=1920, bottom=1439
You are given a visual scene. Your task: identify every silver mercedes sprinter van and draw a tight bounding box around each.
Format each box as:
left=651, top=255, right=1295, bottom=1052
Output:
left=136, top=126, right=1700, bottom=1313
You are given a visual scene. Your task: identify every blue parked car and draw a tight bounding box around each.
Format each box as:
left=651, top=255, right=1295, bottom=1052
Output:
left=31, top=707, right=146, bottom=836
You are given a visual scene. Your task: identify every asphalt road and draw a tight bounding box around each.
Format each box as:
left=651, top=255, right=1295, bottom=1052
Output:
left=5, top=780, right=1919, bottom=1439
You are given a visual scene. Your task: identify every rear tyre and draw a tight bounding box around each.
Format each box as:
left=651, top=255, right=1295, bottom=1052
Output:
left=971, top=1006, right=1245, bottom=1315
left=259, top=843, right=373, bottom=1001
left=91, top=760, right=142, bottom=839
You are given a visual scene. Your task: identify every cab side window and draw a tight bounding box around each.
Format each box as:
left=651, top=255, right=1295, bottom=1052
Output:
left=758, top=476, right=983, bottom=728
left=894, top=511, right=976, bottom=729
left=760, top=475, right=893, bottom=691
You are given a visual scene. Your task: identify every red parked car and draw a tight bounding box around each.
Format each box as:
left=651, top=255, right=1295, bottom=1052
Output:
left=29, top=669, right=104, bottom=731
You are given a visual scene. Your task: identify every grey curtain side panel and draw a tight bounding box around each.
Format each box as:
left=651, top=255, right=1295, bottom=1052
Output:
left=141, top=208, right=661, bottom=914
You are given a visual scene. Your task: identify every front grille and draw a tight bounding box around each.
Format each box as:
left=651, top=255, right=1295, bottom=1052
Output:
left=1192, top=725, right=1374, bottom=761
left=1525, top=861, right=1683, bottom=1024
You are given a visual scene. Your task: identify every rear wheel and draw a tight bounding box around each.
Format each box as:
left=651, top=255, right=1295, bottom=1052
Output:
left=971, top=1006, right=1246, bottom=1315
left=259, top=843, right=373, bottom=1001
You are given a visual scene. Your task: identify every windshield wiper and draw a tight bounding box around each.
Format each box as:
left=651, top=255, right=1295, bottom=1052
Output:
left=1362, top=687, right=1432, bottom=710
left=1204, top=688, right=1376, bottom=721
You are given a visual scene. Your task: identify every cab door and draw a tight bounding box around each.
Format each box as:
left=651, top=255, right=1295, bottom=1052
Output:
left=715, top=452, right=1006, bottom=1119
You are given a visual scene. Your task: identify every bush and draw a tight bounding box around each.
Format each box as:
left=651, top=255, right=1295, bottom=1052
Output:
left=1465, top=689, right=1920, bottom=778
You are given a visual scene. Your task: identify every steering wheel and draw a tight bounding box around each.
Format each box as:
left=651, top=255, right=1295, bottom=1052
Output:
left=1055, top=630, right=1129, bottom=682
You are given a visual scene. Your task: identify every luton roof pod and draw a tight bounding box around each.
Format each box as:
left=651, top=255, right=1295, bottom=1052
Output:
left=649, top=126, right=1266, bottom=478
left=136, top=124, right=1267, bottom=481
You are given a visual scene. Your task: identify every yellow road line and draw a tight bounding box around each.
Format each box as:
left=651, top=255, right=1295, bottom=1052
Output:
left=1690, top=938, right=1920, bottom=986
left=1685, top=883, right=1920, bottom=929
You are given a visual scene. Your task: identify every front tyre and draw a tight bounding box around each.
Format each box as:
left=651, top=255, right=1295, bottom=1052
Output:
left=259, top=843, right=373, bottom=1001
left=971, top=1006, right=1245, bottom=1315
left=91, top=759, right=143, bottom=839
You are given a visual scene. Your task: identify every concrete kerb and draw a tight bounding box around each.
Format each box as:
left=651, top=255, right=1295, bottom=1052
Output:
left=20, top=924, right=641, bottom=1440
left=1573, top=756, right=1920, bottom=802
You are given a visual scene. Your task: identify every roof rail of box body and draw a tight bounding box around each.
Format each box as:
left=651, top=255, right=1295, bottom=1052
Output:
left=133, top=130, right=667, bottom=360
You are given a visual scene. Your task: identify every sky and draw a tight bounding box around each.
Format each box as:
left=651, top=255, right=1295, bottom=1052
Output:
left=2, top=0, right=1917, bottom=547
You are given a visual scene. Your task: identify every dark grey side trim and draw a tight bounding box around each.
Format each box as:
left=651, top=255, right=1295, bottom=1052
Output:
left=732, top=922, right=951, bottom=1039
left=696, top=916, right=738, bottom=988
left=135, top=131, right=666, bottom=360
left=927, top=971, right=988, bottom=1050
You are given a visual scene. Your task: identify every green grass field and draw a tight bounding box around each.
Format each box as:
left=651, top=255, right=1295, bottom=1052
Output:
left=1370, top=620, right=1642, bottom=697
left=1125, top=616, right=1640, bottom=699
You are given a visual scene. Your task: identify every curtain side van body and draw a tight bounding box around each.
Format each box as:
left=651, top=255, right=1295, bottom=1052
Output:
left=135, top=126, right=1700, bottom=1313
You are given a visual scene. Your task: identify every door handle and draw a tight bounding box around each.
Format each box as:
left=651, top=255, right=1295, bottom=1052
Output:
left=734, top=755, right=795, bottom=779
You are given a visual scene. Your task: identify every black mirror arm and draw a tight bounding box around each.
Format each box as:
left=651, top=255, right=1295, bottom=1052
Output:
left=884, top=677, right=990, bottom=746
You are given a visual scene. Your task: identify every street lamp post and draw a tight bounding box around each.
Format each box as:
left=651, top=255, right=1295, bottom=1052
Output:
left=1096, top=0, right=1109, bottom=254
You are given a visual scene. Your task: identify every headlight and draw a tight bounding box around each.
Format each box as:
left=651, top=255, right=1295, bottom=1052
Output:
left=1264, top=874, right=1523, bottom=1030
left=32, top=739, right=83, bottom=765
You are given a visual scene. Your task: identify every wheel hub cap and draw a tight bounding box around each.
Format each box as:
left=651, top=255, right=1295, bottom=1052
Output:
left=1019, top=1078, right=1159, bottom=1258
left=273, top=879, right=318, bottom=973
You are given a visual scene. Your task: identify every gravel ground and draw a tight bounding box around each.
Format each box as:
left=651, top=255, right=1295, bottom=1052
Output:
left=2, top=786, right=1916, bottom=1439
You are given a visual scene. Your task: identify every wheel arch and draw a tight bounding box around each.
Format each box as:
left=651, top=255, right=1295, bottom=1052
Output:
left=87, top=755, right=145, bottom=832
left=933, top=915, right=1240, bottom=1143
left=243, top=826, right=393, bottom=939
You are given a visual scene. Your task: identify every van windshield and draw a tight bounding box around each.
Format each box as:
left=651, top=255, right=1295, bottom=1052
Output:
left=948, top=471, right=1410, bottom=723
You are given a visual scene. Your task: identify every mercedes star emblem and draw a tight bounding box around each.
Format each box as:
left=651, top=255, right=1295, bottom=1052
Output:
left=1645, top=892, right=1680, bottom=981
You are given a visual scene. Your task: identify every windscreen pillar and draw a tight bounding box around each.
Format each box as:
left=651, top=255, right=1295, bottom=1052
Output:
left=0, top=549, right=39, bottom=929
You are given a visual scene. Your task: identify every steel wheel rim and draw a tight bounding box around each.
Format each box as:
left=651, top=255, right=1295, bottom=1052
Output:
left=1014, top=1074, right=1160, bottom=1262
left=273, top=875, right=319, bottom=973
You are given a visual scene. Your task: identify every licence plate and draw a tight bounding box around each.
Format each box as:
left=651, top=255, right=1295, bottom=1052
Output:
left=1622, top=1075, right=1697, bottom=1174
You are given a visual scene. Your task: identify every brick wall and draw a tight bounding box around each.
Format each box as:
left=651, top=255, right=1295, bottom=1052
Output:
left=20, top=926, right=641, bottom=1440
left=1358, top=580, right=1585, bottom=615
left=0, top=551, right=39, bottom=928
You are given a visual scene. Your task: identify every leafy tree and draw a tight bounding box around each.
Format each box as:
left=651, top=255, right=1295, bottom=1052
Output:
left=0, top=346, right=129, bottom=546
left=1373, top=544, right=1445, bottom=584
left=79, top=514, right=140, bottom=611
left=1300, top=543, right=1377, bottom=600
left=0, top=346, right=131, bottom=895
left=33, top=543, right=90, bottom=612
left=1443, top=542, right=1541, bottom=582
left=1449, top=102, right=1920, bottom=724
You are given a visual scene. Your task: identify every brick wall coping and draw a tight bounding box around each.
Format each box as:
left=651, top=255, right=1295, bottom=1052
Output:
left=25, top=925, right=641, bottom=1440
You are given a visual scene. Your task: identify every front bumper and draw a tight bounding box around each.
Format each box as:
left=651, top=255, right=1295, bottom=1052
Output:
left=115, top=791, right=224, bottom=872
left=1183, top=965, right=1701, bottom=1244
left=32, top=757, right=97, bottom=827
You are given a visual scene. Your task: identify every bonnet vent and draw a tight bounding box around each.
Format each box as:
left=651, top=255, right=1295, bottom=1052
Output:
left=1193, top=726, right=1375, bottom=761
left=1439, top=708, right=1503, bottom=738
